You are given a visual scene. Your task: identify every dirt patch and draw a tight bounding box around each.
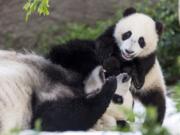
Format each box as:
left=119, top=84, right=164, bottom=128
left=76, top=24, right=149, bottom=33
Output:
left=0, top=0, right=133, bottom=50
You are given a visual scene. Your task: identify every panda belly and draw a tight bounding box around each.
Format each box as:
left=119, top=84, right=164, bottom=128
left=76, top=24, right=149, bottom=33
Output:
left=0, top=60, right=38, bottom=134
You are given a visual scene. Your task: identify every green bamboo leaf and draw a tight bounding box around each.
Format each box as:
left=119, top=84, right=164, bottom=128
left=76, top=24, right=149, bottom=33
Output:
left=23, top=0, right=50, bottom=21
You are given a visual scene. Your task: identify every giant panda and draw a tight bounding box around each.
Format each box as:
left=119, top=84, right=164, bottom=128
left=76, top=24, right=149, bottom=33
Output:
left=0, top=50, right=120, bottom=134
left=95, top=8, right=166, bottom=124
left=91, top=73, right=133, bottom=131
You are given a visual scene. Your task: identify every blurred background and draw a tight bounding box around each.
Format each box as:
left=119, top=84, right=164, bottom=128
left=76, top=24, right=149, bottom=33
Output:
left=0, top=0, right=179, bottom=86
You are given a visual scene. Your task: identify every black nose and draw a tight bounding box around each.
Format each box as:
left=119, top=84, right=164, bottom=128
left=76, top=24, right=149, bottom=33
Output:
left=125, top=49, right=134, bottom=54
left=122, top=73, right=130, bottom=83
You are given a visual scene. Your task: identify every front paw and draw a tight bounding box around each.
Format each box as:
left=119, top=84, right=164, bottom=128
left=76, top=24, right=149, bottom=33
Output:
left=84, top=66, right=105, bottom=98
left=131, top=71, right=144, bottom=89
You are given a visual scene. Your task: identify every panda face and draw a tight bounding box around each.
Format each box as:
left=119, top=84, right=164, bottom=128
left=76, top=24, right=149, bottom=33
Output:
left=114, top=13, right=159, bottom=60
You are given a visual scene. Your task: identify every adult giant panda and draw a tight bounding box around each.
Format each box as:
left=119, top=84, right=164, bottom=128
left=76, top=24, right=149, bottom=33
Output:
left=96, top=8, right=166, bottom=124
left=0, top=50, right=120, bottom=134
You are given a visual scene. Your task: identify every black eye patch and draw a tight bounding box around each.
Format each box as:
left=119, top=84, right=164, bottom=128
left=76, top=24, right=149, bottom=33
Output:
left=122, top=31, right=132, bottom=41
left=138, top=37, right=145, bottom=48
left=112, top=94, right=123, bottom=104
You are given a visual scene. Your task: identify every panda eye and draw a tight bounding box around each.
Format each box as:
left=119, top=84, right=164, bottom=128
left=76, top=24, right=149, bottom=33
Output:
left=122, top=31, right=132, bottom=41
left=138, top=37, right=145, bottom=48
left=112, top=94, right=123, bottom=104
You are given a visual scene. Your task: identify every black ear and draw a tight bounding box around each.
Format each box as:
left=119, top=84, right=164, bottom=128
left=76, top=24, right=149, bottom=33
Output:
left=97, top=25, right=115, bottom=40
left=123, top=7, right=136, bottom=17
left=156, top=21, right=163, bottom=36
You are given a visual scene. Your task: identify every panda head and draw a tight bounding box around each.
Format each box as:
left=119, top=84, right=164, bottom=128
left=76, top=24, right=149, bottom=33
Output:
left=114, top=7, right=163, bottom=61
left=112, top=73, right=132, bottom=104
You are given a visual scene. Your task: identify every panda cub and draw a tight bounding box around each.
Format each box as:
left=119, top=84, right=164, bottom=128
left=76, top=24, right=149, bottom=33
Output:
left=96, top=8, right=166, bottom=124
left=92, top=73, right=133, bottom=130
left=0, top=50, right=118, bottom=134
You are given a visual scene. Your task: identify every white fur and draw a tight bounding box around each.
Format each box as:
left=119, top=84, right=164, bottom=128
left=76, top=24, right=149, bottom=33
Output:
left=0, top=50, right=77, bottom=134
left=0, top=50, right=109, bottom=133
left=84, top=66, right=104, bottom=98
left=114, top=13, right=158, bottom=59
left=0, top=59, right=37, bottom=133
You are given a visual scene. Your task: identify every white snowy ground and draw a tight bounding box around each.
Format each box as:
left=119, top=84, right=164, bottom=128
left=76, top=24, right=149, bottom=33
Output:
left=20, top=97, right=180, bottom=135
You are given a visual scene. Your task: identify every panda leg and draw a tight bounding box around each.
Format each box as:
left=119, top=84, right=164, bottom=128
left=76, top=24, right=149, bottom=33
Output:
left=134, top=90, right=166, bottom=124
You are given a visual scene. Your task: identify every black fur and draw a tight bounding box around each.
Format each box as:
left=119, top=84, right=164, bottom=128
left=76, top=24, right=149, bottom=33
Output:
left=47, top=40, right=99, bottom=80
left=123, top=7, right=136, bottom=17
left=32, top=76, right=117, bottom=131
left=156, top=21, right=163, bottom=36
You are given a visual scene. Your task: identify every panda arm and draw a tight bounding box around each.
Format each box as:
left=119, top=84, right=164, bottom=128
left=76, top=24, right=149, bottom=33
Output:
left=103, top=56, right=121, bottom=77
left=131, top=63, right=145, bottom=89
left=131, top=53, right=156, bottom=89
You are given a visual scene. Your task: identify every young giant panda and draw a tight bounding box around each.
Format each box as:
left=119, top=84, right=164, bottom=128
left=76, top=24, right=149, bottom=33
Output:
left=0, top=50, right=119, bottom=134
left=96, top=8, right=166, bottom=124
left=92, top=73, right=133, bottom=131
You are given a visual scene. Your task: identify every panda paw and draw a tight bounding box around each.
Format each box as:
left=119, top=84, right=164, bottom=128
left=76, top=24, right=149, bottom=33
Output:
left=84, top=66, right=105, bottom=98
left=116, top=73, right=131, bottom=96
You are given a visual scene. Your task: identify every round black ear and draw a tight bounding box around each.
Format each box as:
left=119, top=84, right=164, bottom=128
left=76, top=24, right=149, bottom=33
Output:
left=156, top=21, right=163, bottom=36
left=123, top=7, right=136, bottom=17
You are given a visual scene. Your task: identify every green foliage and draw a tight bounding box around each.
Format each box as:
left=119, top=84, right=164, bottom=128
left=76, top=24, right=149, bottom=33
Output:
left=172, top=82, right=180, bottom=111
left=35, top=20, right=113, bottom=53
left=114, top=106, right=169, bottom=135
left=55, top=21, right=113, bottom=43
left=141, top=107, right=169, bottom=135
left=24, top=0, right=50, bottom=21
left=34, top=119, right=42, bottom=132
left=135, top=0, right=180, bottom=84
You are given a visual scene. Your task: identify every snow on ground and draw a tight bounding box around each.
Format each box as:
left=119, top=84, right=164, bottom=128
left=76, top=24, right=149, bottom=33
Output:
left=20, top=96, right=180, bottom=135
